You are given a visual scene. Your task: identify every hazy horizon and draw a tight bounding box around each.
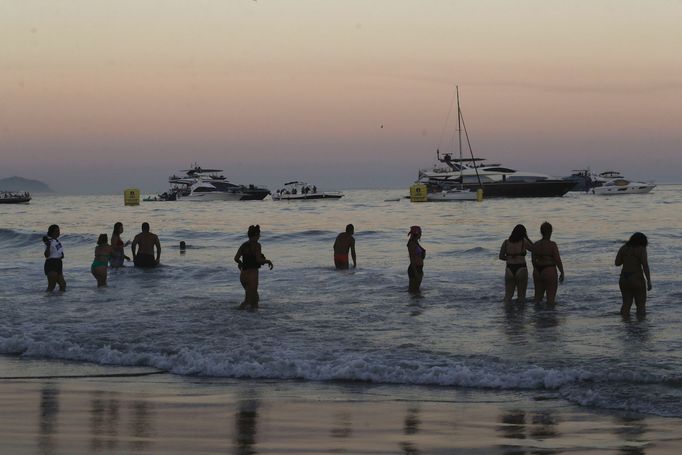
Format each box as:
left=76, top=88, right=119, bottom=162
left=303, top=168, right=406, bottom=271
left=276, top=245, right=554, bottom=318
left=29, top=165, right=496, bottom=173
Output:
left=2, top=1, right=680, bottom=194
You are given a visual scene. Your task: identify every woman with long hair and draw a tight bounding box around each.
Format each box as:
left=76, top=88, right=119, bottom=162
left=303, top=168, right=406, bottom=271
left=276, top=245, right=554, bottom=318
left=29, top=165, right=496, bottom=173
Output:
left=615, top=232, right=651, bottom=319
left=109, top=222, right=130, bottom=268
left=499, top=224, right=534, bottom=303
left=234, top=225, right=273, bottom=310
left=407, top=226, right=425, bottom=293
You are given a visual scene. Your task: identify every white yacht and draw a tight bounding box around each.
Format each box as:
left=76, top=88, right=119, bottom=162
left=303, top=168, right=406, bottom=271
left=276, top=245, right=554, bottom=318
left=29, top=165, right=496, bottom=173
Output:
left=272, top=181, right=343, bottom=201
left=593, top=178, right=655, bottom=196
left=168, top=166, right=270, bottom=201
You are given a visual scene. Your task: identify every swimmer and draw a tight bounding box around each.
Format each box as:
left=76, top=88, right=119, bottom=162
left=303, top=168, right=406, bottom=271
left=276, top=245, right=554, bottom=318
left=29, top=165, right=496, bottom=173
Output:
left=615, top=232, right=651, bottom=320
left=43, top=224, right=66, bottom=292
left=333, top=224, right=357, bottom=269
left=180, top=241, right=186, bottom=253
left=131, top=222, right=161, bottom=268
left=234, top=225, right=273, bottom=310
left=407, top=226, right=425, bottom=293
left=499, top=224, right=534, bottom=304
left=91, top=234, right=113, bottom=287
left=110, top=222, right=131, bottom=268
left=531, top=222, right=565, bottom=306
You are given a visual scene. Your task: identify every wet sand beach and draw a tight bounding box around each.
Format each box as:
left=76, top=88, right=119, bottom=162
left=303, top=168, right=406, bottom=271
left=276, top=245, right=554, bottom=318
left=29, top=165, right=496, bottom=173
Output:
left=2, top=356, right=682, bottom=454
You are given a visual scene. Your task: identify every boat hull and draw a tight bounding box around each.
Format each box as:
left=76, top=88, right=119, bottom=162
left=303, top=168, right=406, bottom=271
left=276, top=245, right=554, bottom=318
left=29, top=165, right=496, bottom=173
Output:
left=457, top=180, right=574, bottom=198
left=426, top=191, right=477, bottom=201
left=0, top=197, right=31, bottom=204
left=593, top=184, right=655, bottom=195
left=272, top=193, right=343, bottom=201
left=178, top=191, right=269, bottom=201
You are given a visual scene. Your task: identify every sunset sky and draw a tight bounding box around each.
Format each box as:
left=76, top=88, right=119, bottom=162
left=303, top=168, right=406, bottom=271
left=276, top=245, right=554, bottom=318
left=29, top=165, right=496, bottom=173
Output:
left=1, top=1, right=681, bottom=193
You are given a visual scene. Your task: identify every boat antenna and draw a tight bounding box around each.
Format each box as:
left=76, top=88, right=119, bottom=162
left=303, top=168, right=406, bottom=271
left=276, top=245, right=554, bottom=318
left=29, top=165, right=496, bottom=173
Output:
left=457, top=89, right=483, bottom=189
left=437, top=85, right=458, bottom=156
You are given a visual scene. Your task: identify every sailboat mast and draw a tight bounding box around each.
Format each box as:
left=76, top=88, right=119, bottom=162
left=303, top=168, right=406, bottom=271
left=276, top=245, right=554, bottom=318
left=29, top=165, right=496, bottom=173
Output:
left=456, top=85, right=463, bottom=186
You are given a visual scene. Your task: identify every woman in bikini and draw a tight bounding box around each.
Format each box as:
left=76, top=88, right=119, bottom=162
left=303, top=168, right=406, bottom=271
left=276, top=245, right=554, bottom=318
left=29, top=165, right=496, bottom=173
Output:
left=531, top=222, right=565, bottom=306
left=91, top=234, right=113, bottom=287
left=234, top=225, right=273, bottom=310
left=615, top=232, right=651, bottom=320
left=407, top=226, right=425, bottom=293
left=499, top=224, right=534, bottom=304
left=109, top=222, right=130, bottom=268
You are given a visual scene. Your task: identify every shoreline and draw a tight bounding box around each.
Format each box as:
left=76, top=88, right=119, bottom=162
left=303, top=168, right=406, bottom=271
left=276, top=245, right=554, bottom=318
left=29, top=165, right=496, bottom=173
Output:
left=2, top=356, right=681, bottom=454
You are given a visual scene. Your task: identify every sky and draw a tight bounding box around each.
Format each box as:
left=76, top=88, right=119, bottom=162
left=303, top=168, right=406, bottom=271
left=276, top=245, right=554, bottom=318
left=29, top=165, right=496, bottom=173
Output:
left=1, top=0, right=681, bottom=193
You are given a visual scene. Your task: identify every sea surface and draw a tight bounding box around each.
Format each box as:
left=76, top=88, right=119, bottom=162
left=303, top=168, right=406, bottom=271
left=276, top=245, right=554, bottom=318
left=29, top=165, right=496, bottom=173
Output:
left=1, top=188, right=681, bottom=418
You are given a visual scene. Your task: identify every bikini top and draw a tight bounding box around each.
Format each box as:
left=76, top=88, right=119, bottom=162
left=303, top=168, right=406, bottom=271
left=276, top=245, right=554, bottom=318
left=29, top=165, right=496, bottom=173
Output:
left=505, top=240, right=526, bottom=258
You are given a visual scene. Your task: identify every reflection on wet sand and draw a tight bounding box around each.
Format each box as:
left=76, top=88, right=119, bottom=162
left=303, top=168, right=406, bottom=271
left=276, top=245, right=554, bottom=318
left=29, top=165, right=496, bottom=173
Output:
left=615, top=415, right=648, bottom=455
left=128, top=400, right=155, bottom=451
left=234, top=399, right=259, bottom=455
left=330, top=411, right=352, bottom=438
left=90, top=391, right=120, bottom=451
left=38, top=385, right=59, bottom=455
left=400, top=407, right=421, bottom=455
left=497, top=409, right=560, bottom=454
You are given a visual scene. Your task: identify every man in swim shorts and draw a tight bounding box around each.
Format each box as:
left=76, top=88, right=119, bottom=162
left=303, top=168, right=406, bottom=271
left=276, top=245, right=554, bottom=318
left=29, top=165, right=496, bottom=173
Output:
left=333, top=224, right=357, bottom=269
left=131, top=222, right=161, bottom=268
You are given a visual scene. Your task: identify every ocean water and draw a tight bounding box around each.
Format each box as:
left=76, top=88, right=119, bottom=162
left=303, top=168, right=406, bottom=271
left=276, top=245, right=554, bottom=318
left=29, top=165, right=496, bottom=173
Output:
left=1, top=188, right=681, bottom=418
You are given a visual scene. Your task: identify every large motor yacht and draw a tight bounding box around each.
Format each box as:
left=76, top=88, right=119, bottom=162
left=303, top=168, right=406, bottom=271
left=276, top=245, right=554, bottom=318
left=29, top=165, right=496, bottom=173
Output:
left=419, top=153, right=574, bottom=198
left=168, top=166, right=270, bottom=201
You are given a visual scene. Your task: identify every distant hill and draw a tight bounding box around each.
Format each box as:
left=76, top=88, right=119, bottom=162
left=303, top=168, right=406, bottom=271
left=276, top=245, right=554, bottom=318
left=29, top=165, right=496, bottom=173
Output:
left=0, top=176, right=54, bottom=193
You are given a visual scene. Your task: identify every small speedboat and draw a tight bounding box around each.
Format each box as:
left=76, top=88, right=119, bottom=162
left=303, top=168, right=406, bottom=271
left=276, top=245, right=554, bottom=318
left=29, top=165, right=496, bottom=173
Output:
left=426, top=187, right=479, bottom=201
left=593, top=178, right=655, bottom=195
left=272, top=181, right=343, bottom=201
left=0, top=191, right=31, bottom=204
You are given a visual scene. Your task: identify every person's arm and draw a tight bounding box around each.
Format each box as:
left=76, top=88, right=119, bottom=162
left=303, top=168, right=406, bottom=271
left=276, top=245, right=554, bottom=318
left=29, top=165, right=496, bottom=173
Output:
left=234, top=245, right=244, bottom=269
left=641, top=248, right=651, bottom=290
left=553, top=243, right=565, bottom=282
left=499, top=241, right=507, bottom=261
left=350, top=239, right=357, bottom=268
left=256, top=244, right=273, bottom=270
left=524, top=237, right=535, bottom=253
left=131, top=236, right=138, bottom=260
left=615, top=246, right=623, bottom=266
left=43, top=238, right=51, bottom=258
left=154, top=236, right=161, bottom=264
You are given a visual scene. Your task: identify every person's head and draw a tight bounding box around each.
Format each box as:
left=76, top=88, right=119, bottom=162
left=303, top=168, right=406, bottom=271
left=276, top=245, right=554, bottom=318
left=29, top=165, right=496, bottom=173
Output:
left=141, top=222, right=150, bottom=233
left=113, top=222, right=123, bottom=236
left=509, top=224, right=528, bottom=243
left=408, top=225, right=422, bottom=239
left=97, top=234, right=108, bottom=246
left=248, top=224, right=260, bottom=239
left=47, top=224, right=60, bottom=238
left=626, top=232, right=648, bottom=248
left=346, top=224, right=354, bottom=235
left=540, top=221, right=552, bottom=239
left=179, top=241, right=186, bottom=250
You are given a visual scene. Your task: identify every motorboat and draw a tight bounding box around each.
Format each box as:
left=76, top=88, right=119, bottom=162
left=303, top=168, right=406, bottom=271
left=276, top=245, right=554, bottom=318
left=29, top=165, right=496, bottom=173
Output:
left=562, top=169, right=595, bottom=192
left=419, top=154, right=574, bottom=198
left=593, top=178, right=655, bottom=195
left=272, top=181, right=343, bottom=201
left=0, top=191, right=31, bottom=204
left=167, top=165, right=270, bottom=201
left=418, top=88, right=573, bottom=198
left=426, top=187, right=479, bottom=201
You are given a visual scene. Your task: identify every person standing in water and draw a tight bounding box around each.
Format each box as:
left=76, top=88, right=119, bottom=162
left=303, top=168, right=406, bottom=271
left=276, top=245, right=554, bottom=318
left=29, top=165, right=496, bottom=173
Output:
left=110, top=222, right=130, bottom=268
left=531, top=222, right=565, bottom=306
left=407, top=225, right=425, bottom=293
left=499, top=224, right=534, bottom=304
left=333, top=224, right=357, bottom=269
left=234, top=225, right=273, bottom=310
left=131, top=222, right=161, bottom=268
left=615, top=232, right=651, bottom=320
left=43, top=224, right=66, bottom=292
left=91, top=234, right=113, bottom=287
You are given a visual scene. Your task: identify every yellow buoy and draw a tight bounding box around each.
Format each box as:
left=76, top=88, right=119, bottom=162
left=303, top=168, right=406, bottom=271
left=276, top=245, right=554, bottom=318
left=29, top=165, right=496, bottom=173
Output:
left=476, top=188, right=484, bottom=202
left=124, top=188, right=140, bottom=206
left=410, top=183, right=427, bottom=202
